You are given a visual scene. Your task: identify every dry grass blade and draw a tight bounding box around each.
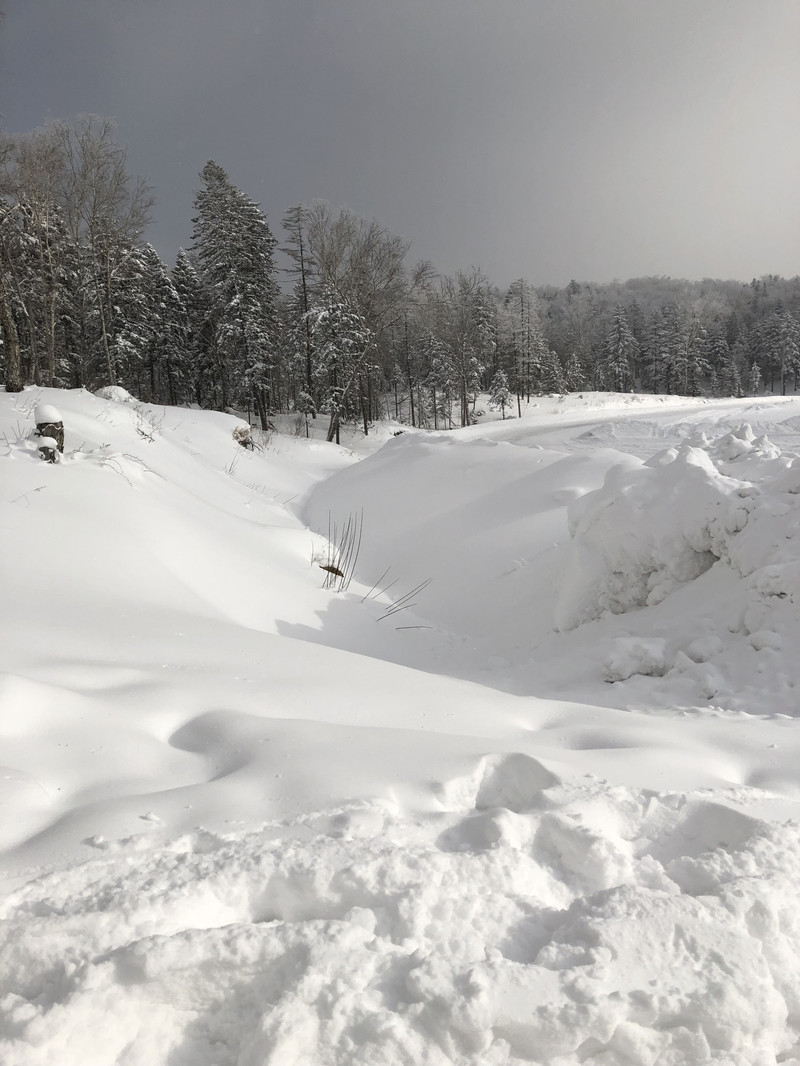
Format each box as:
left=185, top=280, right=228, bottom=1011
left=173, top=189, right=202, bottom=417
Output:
left=320, top=509, right=364, bottom=591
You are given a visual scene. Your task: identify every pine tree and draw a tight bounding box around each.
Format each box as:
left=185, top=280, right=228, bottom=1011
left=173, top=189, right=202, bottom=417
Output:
left=505, top=278, right=549, bottom=400
left=603, top=304, right=638, bottom=392
left=171, top=249, right=206, bottom=405
left=563, top=353, right=587, bottom=392
left=749, top=361, right=762, bottom=396
left=423, top=331, right=457, bottom=429
left=138, top=244, right=189, bottom=404
left=767, top=308, right=800, bottom=395
left=191, top=161, right=279, bottom=426
left=708, top=324, right=742, bottom=397
left=682, top=316, right=708, bottom=397
left=539, top=348, right=565, bottom=394
left=706, top=323, right=730, bottom=388
left=488, top=368, right=512, bottom=419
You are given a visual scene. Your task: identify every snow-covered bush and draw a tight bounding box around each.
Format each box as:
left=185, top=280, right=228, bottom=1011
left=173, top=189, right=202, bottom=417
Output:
left=232, top=424, right=255, bottom=450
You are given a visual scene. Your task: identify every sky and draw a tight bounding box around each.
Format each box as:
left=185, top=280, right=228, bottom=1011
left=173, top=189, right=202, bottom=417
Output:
left=1, top=0, right=799, bottom=287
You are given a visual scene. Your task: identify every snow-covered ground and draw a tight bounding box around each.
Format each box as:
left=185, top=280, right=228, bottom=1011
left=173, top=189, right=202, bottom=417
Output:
left=3, top=386, right=800, bottom=1065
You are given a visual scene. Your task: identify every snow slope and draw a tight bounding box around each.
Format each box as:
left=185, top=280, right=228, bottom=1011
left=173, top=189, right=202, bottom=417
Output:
left=3, top=387, right=800, bottom=1065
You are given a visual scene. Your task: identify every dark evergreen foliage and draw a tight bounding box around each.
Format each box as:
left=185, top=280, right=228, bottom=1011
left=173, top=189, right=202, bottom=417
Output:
left=3, top=120, right=800, bottom=418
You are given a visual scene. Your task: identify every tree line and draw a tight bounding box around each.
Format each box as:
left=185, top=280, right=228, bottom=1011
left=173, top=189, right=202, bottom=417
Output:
left=2, top=117, right=799, bottom=438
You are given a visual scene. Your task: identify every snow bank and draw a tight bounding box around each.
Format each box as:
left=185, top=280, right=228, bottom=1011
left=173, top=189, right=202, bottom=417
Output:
left=94, top=385, right=134, bottom=403
left=555, top=425, right=796, bottom=632
left=6, top=388, right=800, bottom=1064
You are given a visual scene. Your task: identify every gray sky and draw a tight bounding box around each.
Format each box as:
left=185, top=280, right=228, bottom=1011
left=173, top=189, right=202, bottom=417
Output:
left=2, top=0, right=799, bottom=286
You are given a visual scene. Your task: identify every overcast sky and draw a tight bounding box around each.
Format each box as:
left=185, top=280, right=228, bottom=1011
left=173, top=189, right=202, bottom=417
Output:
left=2, top=0, right=798, bottom=287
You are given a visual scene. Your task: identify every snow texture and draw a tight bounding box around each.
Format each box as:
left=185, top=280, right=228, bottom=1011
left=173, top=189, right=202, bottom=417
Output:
left=4, top=386, right=800, bottom=1065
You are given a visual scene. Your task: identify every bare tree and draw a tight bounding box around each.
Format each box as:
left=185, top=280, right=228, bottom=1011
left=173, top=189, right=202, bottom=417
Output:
left=55, top=116, right=154, bottom=385
left=10, top=126, right=70, bottom=385
left=304, top=201, right=435, bottom=421
left=282, top=204, right=316, bottom=393
left=306, top=202, right=434, bottom=337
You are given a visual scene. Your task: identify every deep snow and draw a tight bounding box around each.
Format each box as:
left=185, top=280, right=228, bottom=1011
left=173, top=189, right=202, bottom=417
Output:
left=3, top=386, right=800, bottom=1064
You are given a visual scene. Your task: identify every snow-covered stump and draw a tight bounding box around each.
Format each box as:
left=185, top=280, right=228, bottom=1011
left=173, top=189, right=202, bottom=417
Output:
left=37, top=435, right=60, bottom=463
left=35, top=403, right=64, bottom=453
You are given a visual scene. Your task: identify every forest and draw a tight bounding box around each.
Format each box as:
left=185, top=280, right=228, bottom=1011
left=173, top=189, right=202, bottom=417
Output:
left=2, top=117, right=800, bottom=438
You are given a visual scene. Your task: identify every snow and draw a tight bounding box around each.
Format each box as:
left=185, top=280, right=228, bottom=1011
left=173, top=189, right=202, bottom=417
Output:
left=33, top=403, right=61, bottom=424
left=4, top=386, right=800, bottom=1064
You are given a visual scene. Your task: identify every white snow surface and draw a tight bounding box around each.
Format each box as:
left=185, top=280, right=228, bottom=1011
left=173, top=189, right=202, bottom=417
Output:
left=3, top=387, right=800, bottom=1064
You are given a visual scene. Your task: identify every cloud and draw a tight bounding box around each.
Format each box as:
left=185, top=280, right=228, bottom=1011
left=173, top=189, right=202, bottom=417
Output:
left=2, top=0, right=798, bottom=283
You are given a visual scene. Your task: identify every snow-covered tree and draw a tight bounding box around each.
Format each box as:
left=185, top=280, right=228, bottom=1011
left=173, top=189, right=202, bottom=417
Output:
left=603, top=304, right=638, bottom=392
left=766, top=308, right=800, bottom=395
left=488, top=368, right=512, bottom=419
left=191, top=160, right=280, bottom=425
left=281, top=204, right=316, bottom=394
left=539, top=348, right=565, bottom=394
left=707, top=322, right=741, bottom=397
left=57, top=117, right=153, bottom=387
left=504, top=278, right=549, bottom=400
left=563, top=352, right=587, bottom=392
left=172, top=248, right=207, bottom=405
left=308, top=288, right=373, bottom=443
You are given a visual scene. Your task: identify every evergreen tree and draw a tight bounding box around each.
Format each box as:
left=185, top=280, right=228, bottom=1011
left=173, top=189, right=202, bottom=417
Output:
left=708, top=324, right=742, bottom=397
left=505, top=278, right=549, bottom=400
left=140, top=244, right=189, bottom=404
left=171, top=249, right=206, bottom=405
left=539, top=348, right=565, bottom=393
left=488, top=368, right=512, bottom=419
left=563, top=352, right=587, bottom=392
left=191, top=161, right=279, bottom=426
left=681, top=316, right=709, bottom=397
left=706, top=322, right=730, bottom=385
left=423, top=330, right=457, bottom=429
left=767, top=308, right=800, bottom=395
left=603, top=304, right=638, bottom=392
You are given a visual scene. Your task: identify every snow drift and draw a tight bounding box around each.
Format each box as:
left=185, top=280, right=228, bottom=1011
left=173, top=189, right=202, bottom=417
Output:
left=4, top=387, right=800, bottom=1065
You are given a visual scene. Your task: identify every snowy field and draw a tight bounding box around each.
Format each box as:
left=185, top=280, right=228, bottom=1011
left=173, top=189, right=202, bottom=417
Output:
left=3, top=386, right=800, bottom=1065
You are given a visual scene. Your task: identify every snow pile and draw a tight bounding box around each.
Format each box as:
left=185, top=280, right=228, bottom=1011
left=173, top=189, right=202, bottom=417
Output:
left=555, top=425, right=796, bottom=632
left=601, top=637, right=669, bottom=683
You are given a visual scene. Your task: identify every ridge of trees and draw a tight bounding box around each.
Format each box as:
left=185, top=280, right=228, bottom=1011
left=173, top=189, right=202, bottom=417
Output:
left=2, top=117, right=799, bottom=434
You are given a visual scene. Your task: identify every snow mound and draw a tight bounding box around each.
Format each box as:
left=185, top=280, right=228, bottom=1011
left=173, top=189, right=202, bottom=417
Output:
left=94, top=385, right=134, bottom=403
left=555, top=425, right=797, bottom=632
left=602, top=637, right=668, bottom=682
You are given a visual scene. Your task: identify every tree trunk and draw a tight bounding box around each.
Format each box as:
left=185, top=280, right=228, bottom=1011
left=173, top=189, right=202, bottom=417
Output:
left=360, top=375, right=369, bottom=436
left=45, top=287, right=57, bottom=386
left=95, top=275, right=116, bottom=386
left=254, top=386, right=269, bottom=431
left=0, top=272, right=23, bottom=392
